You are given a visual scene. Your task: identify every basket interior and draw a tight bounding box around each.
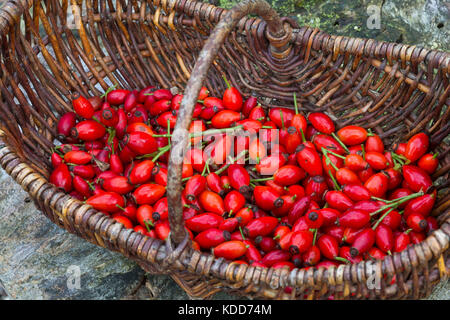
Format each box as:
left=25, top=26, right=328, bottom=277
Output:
left=0, top=1, right=447, bottom=175
left=0, top=0, right=448, bottom=299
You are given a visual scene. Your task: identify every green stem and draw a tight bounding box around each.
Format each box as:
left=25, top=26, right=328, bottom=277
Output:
left=369, top=192, right=424, bottom=217
left=391, top=152, right=402, bottom=170
left=151, top=146, right=170, bottom=162
left=293, top=92, right=299, bottom=115
left=214, top=150, right=248, bottom=175
left=201, top=160, right=210, bottom=176
left=328, top=169, right=341, bottom=191
left=116, top=204, right=126, bottom=211
left=322, top=148, right=340, bottom=172
left=280, top=109, right=285, bottom=129
left=107, top=128, right=116, bottom=155
left=372, top=207, right=395, bottom=230
left=331, top=132, right=350, bottom=154
left=250, top=177, right=274, bottom=182
left=101, top=84, right=118, bottom=98
left=299, top=128, right=306, bottom=143
left=239, top=226, right=246, bottom=241
left=312, top=228, right=318, bottom=246
left=92, top=115, right=106, bottom=128
left=361, top=144, right=365, bottom=161
left=222, top=74, right=231, bottom=89
left=86, top=180, right=96, bottom=192
left=335, top=257, right=350, bottom=264
left=144, top=220, right=154, bottom=233
left=326, top=149, right=346, bottom=159
left=190, top=125, right=243, bottom=138
left=153, top=125, right=244, bottom=139
left=391, top=152, right=408, bottom=163
left=152, top=134, right=171, bottom=138
left=404, top=228, right=413, bottom=235
left=167, top=120, right=171, bottom=147
left=370, top=196, right=394, bottom=203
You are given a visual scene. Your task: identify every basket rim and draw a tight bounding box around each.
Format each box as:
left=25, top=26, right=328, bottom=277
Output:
left=0, top=0, right=448, bottom=299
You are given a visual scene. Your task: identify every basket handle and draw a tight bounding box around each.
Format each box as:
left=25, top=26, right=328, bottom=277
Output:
left=166, top=0, right=292, bottom=245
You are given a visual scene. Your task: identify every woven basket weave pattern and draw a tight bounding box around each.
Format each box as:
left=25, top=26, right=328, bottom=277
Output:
left=0, top=0, right=448, bottom=299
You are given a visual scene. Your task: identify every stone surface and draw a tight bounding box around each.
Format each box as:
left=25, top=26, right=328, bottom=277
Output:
left=219, top=0, right=449, bottom=51
left=125, top=274, right=242, bottom=300
left=0, top=168, right=145, bottom=300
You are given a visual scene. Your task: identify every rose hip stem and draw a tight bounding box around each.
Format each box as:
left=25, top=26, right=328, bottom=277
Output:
left=107, top=128, right=116, bottom=154
left=222, top=74, right=231, bottom=89
left=331, top=132, right=350, bottom=154
left=167, top=119, right=171, bottom=148
left=85, top=180, right=96, bottom=192
left=321, top=148, right=342, bottom=191
left=335, top=257, right=351, bottom=264
left=371, top=207, right=396, bottom=230
left=144, top=219, right=154, bottom=233
left=239, top=226, right=247, bottom=242
left=370, top=196, right=397, bottom=203
left=136, top=145, right=171, bottom=162
left=250, top=177, right=274, bottom=182
left=312, top=228, right=318, bottom=246
left=299, top=128, right=307, bottom=142
left=279, top=109, right=285, bottom=129
left=392, top=153, right=410, bottom=170
left=328, top=169, right=341, bottom=191
left=201, top=159, right=211, bottom=176
left=293, top=92, right=299, bottom=115
left=321, top=148, right=340, bottom=171
left=326, top=149, right=346, bottom=160
left=369, top=191, right=424, bottom=217
left=152, top=125, right=244, bottom=138
left=101, top=84, right=118, bottom=98
left=151, top=146, right=170, bottom=162
left=214, top=150, right=248, bottom=175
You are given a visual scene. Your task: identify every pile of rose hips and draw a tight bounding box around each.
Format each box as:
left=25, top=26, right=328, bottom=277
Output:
left=51, top=79, right=440, bottom=271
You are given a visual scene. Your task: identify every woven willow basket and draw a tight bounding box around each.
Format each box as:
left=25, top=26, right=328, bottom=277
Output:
left=0, top=0, right=448, bottom=300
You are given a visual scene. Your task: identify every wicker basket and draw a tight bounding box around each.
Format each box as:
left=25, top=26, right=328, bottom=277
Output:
left=0, top=0, right=448, bottom=300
